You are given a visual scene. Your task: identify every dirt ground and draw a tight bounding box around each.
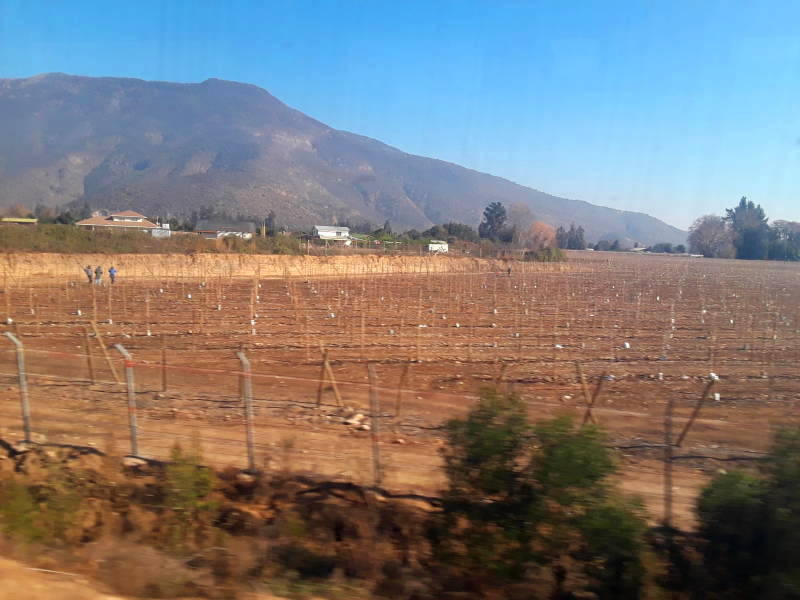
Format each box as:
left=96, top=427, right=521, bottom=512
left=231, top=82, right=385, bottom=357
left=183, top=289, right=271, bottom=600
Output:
left=1, top=251, right=798, bottom=529
left=0, top=556, right=289, bottom=600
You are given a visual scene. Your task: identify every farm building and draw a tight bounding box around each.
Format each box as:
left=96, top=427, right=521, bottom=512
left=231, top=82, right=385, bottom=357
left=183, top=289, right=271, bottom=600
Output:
left=427, top=240, right=449, bottom=253
left=314, top=225, right=350, bottom=242
left=196, top=220, right=256, bottom=240
left=76, top=210, right=165, bottom=234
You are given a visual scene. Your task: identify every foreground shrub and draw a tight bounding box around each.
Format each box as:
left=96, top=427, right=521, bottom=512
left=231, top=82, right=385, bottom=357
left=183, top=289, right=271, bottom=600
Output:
left=163, top=443, right=217, bottom=551
left=693, top=427, right=800, bottom=599
left=430, top=388, right=646, bottom=597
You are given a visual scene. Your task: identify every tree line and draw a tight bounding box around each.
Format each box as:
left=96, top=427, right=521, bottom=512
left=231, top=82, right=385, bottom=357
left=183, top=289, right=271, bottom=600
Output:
left=689, top=197, right=800, bottom=260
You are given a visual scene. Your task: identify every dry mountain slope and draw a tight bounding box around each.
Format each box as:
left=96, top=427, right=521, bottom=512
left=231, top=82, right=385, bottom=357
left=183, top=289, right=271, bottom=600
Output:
left=0, top=73, right=685, bottom=244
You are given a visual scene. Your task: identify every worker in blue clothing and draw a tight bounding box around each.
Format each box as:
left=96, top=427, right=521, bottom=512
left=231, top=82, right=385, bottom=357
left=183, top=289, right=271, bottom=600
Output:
left=109, top=266, right=117, bottom=284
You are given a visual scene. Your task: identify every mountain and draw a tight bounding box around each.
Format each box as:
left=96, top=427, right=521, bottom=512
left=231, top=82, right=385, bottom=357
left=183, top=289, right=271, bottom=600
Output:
left=0, top=73, right=685, bottom=244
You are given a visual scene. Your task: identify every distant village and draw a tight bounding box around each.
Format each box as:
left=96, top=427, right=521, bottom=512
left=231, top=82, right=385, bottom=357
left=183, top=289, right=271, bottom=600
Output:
left=0, top=207, right=458, bottom=254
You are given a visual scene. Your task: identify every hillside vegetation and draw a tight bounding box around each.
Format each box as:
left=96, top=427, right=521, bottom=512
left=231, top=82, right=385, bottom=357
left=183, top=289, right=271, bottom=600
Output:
left=0, top=225, right=301, bottom=255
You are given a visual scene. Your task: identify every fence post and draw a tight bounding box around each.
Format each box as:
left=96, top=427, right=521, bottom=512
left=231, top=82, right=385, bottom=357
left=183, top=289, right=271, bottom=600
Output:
left=4, top=332, right=31, bottom=443
left=83, top=327, right=96, bottom=384
left=113, top=344, right=139, bottom=456
left=161, top=334, right=168, bottom=392
left=663, top=395, right=674, bottom=529
left=236, top=351, right=256, bottom=472
left=367, top=363, right=382, bottom=488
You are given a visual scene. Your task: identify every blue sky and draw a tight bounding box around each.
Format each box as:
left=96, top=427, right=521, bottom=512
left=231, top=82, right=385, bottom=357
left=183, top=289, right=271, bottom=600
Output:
left=2, top=0, right=799, bottom=228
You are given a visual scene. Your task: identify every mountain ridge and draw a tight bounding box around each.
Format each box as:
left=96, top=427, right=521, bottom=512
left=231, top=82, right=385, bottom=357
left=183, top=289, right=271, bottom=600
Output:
left=0, top=72, right=686, bottom=244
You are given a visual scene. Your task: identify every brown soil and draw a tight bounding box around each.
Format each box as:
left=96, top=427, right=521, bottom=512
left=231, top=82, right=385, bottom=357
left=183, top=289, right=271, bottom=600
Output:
left=1, top=251, right=798, bottom=529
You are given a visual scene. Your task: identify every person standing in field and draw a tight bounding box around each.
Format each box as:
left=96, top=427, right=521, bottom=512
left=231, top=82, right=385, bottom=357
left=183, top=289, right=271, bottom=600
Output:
left=94, top=265, right=103, bottom=286
left=83, top=265, right=93, bottom=284
left=109, top=266, right=117, bottom=284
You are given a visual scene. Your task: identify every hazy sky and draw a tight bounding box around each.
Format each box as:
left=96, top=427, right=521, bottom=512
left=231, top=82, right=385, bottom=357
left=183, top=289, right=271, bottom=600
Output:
left=2, top=0, right=799, bottom=229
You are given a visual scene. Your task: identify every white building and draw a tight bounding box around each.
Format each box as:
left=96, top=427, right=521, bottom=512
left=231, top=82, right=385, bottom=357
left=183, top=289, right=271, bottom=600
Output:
left=196, top=220, right=256, bottom=240
left=314, top=225, right=351, bottom=242
left=427, top=240, right=449, bottom=253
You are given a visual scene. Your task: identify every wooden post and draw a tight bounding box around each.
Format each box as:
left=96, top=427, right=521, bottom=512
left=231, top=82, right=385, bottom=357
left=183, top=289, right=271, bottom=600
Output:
left=4, top=277, right=10, bottom=322
left=395, top=362, right=410, bottom=416
left=324, top=354, right=343, bottom=406
left=316, top=350, right=328, bottom=406
left=360, top=311, right=366, bottom=361
left=145, top=289, right=151, bottom=333
left=663, top=395, right=674, bottom=528
left=83, top=327, right=96, bottom=384
left=91, top=320, right=122, bottom=384
left=161, top=334, right=168, bottom=392
left=575, top=362, right=591, bottom=405
left=367, top=363, right=383, bottom=487
left=581, top=372, right=606, bottom=426
left=316, top=347, right=343, bottom=407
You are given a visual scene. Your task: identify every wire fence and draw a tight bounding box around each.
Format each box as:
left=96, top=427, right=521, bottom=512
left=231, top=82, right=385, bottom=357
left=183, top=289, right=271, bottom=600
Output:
left=1, top=254, right=798, bottom=526
left=0, top=332, right=464, bottom=496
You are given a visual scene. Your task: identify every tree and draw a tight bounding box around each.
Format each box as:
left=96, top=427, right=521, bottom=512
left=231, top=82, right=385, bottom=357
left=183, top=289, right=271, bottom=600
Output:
left=694, top=427, right=800, bottom=599
left=33, top=204, right=56, bottom=223
left=555, top=223, right=587, bottom=250
left=649, top=242, right=674, bottom=253
left=594, top=240, right=612, bottom=251
left=478, top=202, right=511, bottom=242
left=768, top=220, right=800, bottom=261
left=264, top=210, right=277, bottom=237
left=520, top=221, right=556, bottom=251
left=688, top=215, right=735, bottom=258
left=431, top=389, right=646, bottom=597
left=725, top=197, right=770, bottom=260
left=506, top=203, right=535, bottom=244
left=675, top=244, right=687, bottom=254
left=422, top=222, right=480, bottom=243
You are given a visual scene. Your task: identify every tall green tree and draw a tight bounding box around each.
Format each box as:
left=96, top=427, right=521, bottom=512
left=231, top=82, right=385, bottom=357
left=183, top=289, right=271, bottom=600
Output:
left=725, top=197, right=770, bottom=260
left=556, top=223, right=587, bottom=250
left=264, top=210, right=277, bottom=237
left=431, top=389, right=646, bottom=598
left=478, top=202, right=511, bottom=242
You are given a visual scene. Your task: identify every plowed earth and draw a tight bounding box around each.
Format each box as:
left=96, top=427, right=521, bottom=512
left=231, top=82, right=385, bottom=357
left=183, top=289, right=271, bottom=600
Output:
left=1, top=252, right=798, bottom=528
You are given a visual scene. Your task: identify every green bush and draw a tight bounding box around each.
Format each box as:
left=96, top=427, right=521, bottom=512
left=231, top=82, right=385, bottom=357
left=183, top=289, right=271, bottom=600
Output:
left=431, top=389, right=646, bottom=597
left=0, top=478, right=43, bottom=543
left=0, top=463, right=85, bottom=545
left=694, top=427, right=800, bottom=599
left=523, top=247, right=565, bottom=262
left=163, top=444, right=217, bottom=550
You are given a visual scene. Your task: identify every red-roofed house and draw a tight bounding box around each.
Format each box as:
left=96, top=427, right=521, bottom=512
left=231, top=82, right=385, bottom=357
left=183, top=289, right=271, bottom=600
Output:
left=76, top=211, right=159, bottom=232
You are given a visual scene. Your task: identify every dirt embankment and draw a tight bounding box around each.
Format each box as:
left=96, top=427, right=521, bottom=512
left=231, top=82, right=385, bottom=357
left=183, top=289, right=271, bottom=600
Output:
left=0, top=253, right=557, bottom=281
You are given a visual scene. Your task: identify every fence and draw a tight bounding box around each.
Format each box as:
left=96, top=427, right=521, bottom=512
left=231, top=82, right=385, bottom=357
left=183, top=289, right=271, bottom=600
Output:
left=0, top=329, right=778, bottom=528
left=1, top=254, right=798, bottom=527
left=0, top=332, right=462, bottom=495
